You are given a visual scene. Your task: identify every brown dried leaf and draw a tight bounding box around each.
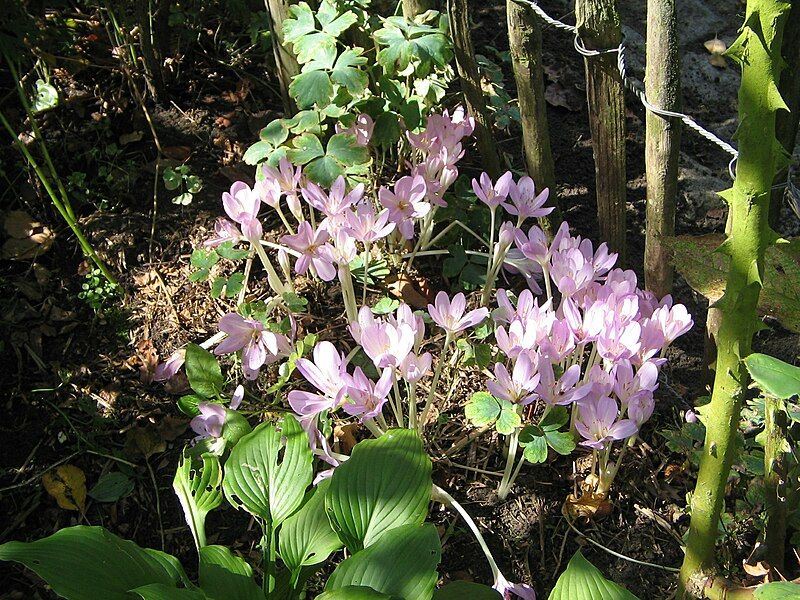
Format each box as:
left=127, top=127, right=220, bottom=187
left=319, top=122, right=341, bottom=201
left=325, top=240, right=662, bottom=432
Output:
left=136, top=339, right=159, bottom=384
left=704, top=37, right=728, bottom=68
left=388, top=274, right=431, bottom=309
left=162, top=146, right=191, bottom=161
left=334, top=423, right=359, bottom=453
left=119, top=131, right=144, bottom=145
left=5, top=210, right=37, bottom=238
left=43, top=464, right=86, bottom=512
left=124, top=426, right=166, bottom=459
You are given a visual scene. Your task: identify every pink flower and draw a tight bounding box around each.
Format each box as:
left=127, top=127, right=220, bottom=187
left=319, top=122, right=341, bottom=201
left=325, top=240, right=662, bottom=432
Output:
left=345, top=204, right=395, bottom=243
left=575, top=395, right=638, bottom=450
left=261, top=158, right=301, bottom=196
left=222, top=181, right=262, bottom=241
left=281, top=221, right=336, bottom=281
left=288, top=341, right=349, bottom=417
left=487, top=353, right=540, bottom=405
left=335, top=113, right=374, bottom=146
left=536, top=361, right=589, bottom=406
left=493, top=572, right=536, bottom=600
left=503, top=176, right=553, bottom=220
left=153, top=349, right=186, bottom=381
left=428, top=291, right=489, bottom=335
left=653, top=303, right=693, bottom=345
left=302, top=176, right=363, bottom=227
left=204, top=218, right=243, bottom=248
left=472, top=171, right=513, bottom=208
left=190, top=385, right=243, bottom=441
left=343, top=367, right=393, bottom=421
left=214, top=313, right=287, bottom=380
left=379, top=175, right=430, bottom=240
left=399, top=352, right=432, bottom=383
left=596, top=320, right=642, bottom=362
left=514, top=225, right=550, bottom=266
left=254, top=176, right=281, bottom=208
left=538, top=319, right=576, bottom=362
left=359, top=320, right=415, bottom=369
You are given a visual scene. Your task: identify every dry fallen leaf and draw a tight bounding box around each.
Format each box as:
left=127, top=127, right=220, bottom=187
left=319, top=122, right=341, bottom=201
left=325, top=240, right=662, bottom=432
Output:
left=388, top=274, right=431, bottom=309
left=136, top=339, right=159, bottom=384
left=43, top=464, right=87, bottom=512
left=124, top=426, right=166, bottom=459
left=162, top=145, right=191, bottom=161
left=3, top=211, right=54, bottom=260
left=119, top=130, right=144, bottom=145
left=704, top=37, right=728, bottom=68
left=564, top=475, right=613, bottom=520
left=334, top=423, right=360, bottom=453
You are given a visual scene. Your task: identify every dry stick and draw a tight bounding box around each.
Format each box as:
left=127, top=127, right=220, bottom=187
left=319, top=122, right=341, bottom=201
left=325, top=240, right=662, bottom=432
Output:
left=447, top=0, right=503, bottom=179
left=507, top=0, right=561, bottom=236
left=575, top=0, right=627, bottom=263
left=643, top=0, right=681, bottom=297
left=770, top=0, right=800, bottom=231
left=264, top=0, right=300, bottom=115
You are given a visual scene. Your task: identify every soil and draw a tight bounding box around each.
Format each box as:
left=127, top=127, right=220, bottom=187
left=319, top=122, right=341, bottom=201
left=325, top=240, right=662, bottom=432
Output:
left=1, top=1, right=798, bottom=599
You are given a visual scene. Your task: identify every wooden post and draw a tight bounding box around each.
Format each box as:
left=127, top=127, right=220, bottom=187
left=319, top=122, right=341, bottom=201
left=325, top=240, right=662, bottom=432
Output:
left=265, top=0, right=300, bottom=115
left=402, top=0, right=435, bottom=19
left=770, top=0, right=800, bottom=231
left=448, top=0, right=502, bottom=178
left=575, top=0, right=627, bottom=262
left=506, top=0, right=561, bottom=235
left=644, top=0, right=681, bottom=297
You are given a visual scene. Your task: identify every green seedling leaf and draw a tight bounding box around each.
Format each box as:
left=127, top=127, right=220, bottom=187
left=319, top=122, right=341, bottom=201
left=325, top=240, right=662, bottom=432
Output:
left=548, top=551, right=639, bottom=600
left=325, top=524, right=440, bottom=599
left=88, top=472, right=134, bottom=503
left=198, top=545, right=261, bottom=600
left=744, top=353, right=800, bottom=400
left=185, top=176, right=203, bottom=194
left=173, top=452, right=223, bottom=550
left=163, top=168, right=182, bottom=191
left=184, top=344, right=224, bottom=399
left=280, top=479, right=342, bottom=571
left=326, top=429, right=431, bottom=551
left=0, top=526, right=189, bottom=600
left=223, top=416, right=313, bottom=525
left=216, top=242, right=249, bottom=261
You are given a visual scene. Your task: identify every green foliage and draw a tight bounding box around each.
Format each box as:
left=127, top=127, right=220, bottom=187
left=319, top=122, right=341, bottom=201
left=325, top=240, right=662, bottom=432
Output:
left=465, top=392, right=521, bottom=435
left=549, top=551, right=639, bottom=600
left=744, top=353, right=800, bottom=400
left=184, top=344, right=224, bottom=399
left=198, top=546, right=261, bottom=600
left=519, top=407, right=576, bottom=463
left=754, top=581, right=800, bottom=599
left=88, top=472, right=135, bottom=503
left=279, top=479, right=342, bottom=571
left=173, top=452, right=223, bottom=550
left=163, top=165, right=202, bottom=206
left=78, top=267, right=119, bottom=311
left=434, top=581, right=502, bottom=599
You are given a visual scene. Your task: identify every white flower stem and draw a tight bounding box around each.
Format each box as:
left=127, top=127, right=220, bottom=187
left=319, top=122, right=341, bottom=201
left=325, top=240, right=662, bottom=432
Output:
left=338, top=264, right=359, bottom=323
left=418, top=333, right=453, bottom=431
left=408, top=381, right=418, bottom=429
left=364, top=418, right=384, bottom=438
left=497, top=428, right=520, bottom=500
left=362, top=243, right=370, bottom=305
left=542, top=265, right=553, bottom=303
left=254, top=241, right=291, bottom=295
left=391, top=372, right=405, bottom=428
left=481, top=208, right=497, bottom=307
left=275, top=204, right=295, bottom=235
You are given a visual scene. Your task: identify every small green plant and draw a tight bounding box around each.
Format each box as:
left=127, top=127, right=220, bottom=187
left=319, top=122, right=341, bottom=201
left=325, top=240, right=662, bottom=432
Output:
left=163, top=164, right=203, bottom=205
left=77, top=267, right=119, bottom=311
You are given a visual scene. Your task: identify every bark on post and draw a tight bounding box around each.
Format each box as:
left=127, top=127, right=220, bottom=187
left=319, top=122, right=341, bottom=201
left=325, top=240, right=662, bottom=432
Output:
left=575, top=0, right=627, bottom=263
left=644, top=0, right=681, bottom=297
left=448, top=0, right=502, bottom=179
left=265, top=0, right=300, bottom=115
left=506, top=0, right=561, bottom=235
left=402, top=0, right=435, bottom=19
left=770, top=0, right=800, bottom=230
left=763, top=396, right=788, bottom=572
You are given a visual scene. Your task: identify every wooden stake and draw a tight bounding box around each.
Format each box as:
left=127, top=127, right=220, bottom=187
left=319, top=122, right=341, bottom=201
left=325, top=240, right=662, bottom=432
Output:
left=644, top=0, right=681, bottom=297
left=575, top=0, right=627, bottom=262
left=507, top=0, right=562, bottom=235
left=448, top=0, right=503, bottom=179
left=265, top=0, right=300, bottom=115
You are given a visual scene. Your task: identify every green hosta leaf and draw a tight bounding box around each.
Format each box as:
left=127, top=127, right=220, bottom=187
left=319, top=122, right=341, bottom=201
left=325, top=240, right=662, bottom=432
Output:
left=744, top=353, right=800, bottom=400
left=280, top=479, right=342, bottom=571
left=754, top=581, right=800, bottom=599
left=199, top=545, right=261, bottom=600
left=350, top=255, right=390, bottom=285
left=178, top=394, right=204, bottom=417
left=243, top=140, right=275, bottom=165
left=88, top=472, right=134, bottom=503
left=290, top=70, right=334, bottom=109
left=184, top=343, right=224, bottom=399
left=130, top=584, right=207, bottom=599
left=305, top=156, right=345, bottom=187
left=326, top=429, right=431, bottom=551
left=325, top=524, right=440, bottom=599
left=548, top=551, right=640, bottom=600
left=331, top=48, right=369, bottom=96
left=223, top=416, right=313, bottom=525
left=287, top=132, right=325, bottom=165
left=317, top=587, right=393, bottom=599
left=260, top=119, right=289, bottom=146
left=0, top=526, right=189, bottom=600
left=327, top=133, right=369, bottom=166
left=435, top=581, right=502, bottom=599
left=173, top=451, right=223, bottom=550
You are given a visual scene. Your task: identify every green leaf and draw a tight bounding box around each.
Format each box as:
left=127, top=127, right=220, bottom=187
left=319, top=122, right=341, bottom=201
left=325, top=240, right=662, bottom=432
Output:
left=305, top=156, right=345, bottom=187
left=283, top=3, right=316, bottom=44
left=191, top=249, right=219, bottom=270
left=199, top=545, right=261, bottom=600
left=325, top=429, right=431, bottom=551
left=178, top=394, right=204, bottom=417
left=286, top=133, right=325, bottom=165
left=434, top=581, right=502, bottom=599
left=260, top=119, right=290, bottom=146
left=754, top=581, right=800, bottom=599
left=0, top=526, right=189, bottom=600
left=172, top=192, right=194, bottom=206
left=290, top=70, right=334, bottom=109
left=321, top=9, right=357, bottom=37
left=211, top=276, right=226, bottom=299
left=186, top=176, right=203, bottom=194
left=216, top=241, right=249, bottom=261
left=163, top=167, right=182, bottom=191
left=317, top=587, right=393, bottom=599
left=88, top=472, right=134, bottom=503
left=372, top=297, right=400, bottom=315
left=130, top=584, right=207, bottom=599
left=548, top=551, right=640, bottom=600
left=223, top=416, right=313, bottom=525
left=331, top=49, right=369, bottom=96
left=293, top=31, right=337, bottom=65
left=243, top=140, right=275, bottom=165
left=327, top=133, right=369, bottom=166
left=744, top=353, right=800, bottom=400
left=443, top=245, right=468, bottom=278
left=520, top=432, right=548, bottom=464
left=545, top=430, right=576, bottom=456
left=465, top=392, right=501, bottom=427
left=32, top=79, right=58, bottom=112
left=540, top=406, right=569, bottom=431
left=184, top=344, right=224, bottom=399
left=173, top=452, right=223, bottom=550
left=372, top=112, right=401, bottom=148
left=225, top=273, right=245, bottom=298
left=283, top=291, right=309, bottom=312
left=279, top=479, right=342, bottom=571
left=325, top=524, right=440, bottom=599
